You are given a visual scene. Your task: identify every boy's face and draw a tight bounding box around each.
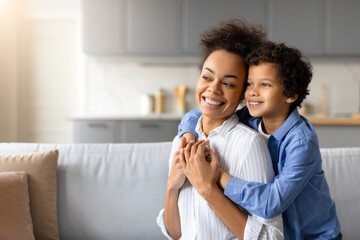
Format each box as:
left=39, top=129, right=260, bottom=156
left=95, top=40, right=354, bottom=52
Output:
left=196, top=49, right=246, bottom=123
left=245, top=62, right=296, bottom=121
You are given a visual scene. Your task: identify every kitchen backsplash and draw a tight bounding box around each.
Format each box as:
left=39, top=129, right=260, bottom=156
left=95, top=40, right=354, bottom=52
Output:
left=84, top=58, right=360, bottom=117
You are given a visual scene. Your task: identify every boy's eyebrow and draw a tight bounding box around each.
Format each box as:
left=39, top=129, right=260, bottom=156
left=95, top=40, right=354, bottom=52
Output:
left=204, top=67, right=238, bottom=79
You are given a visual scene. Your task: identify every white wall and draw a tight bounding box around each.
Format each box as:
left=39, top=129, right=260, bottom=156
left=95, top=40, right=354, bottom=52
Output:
left=84, top=59, right=360, bottom=117
left=0, top=0, right=82, bottom=143
left=84, top=59, right=200, bottom=115
left=0, top=0, right=23, bottom=142
left=17, top=18, right=81, bottom=143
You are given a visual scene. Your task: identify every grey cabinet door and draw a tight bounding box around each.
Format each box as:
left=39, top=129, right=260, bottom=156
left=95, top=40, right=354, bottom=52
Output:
left=83, top=0, right=125, bottom=55
left=125, top=0, right=180, bottom=55
left=325, top=0, right=360, bottom=55
left=267, top=0, right=323, bottom=56
left=181, top=0, right=266, bottom=55
left=120, top=120, right=179, bottom=143
left=74, top=120, right=117, bottom=143
left=314, top=125, right=360, bottom=148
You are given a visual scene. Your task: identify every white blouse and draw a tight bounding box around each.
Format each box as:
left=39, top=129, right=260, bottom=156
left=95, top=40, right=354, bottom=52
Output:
left=157, top=113, right=283, bottom=240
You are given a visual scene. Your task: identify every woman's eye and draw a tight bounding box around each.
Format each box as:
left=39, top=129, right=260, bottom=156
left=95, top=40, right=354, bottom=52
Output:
left=202, top=76, right=210, bottom=81
left=263, top=83, right=270, bottom=87
left=224, top=82, right=235, bottom=87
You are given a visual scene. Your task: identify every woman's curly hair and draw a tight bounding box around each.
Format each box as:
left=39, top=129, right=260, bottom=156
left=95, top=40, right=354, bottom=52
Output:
left=246, top=41, right=313, bottom=110
left=199, top=19, right=266, bottom=72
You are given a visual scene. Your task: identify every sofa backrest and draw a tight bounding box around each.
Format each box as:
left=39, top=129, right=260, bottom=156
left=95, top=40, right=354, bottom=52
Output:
left=1, top=143, right=359, bottom=239
left=320, top=147, right=360, bottom=239
left=0, top=142, right=172, bottom=240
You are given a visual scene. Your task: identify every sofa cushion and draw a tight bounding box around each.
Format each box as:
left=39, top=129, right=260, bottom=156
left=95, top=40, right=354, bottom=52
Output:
left=0, top=172, right=35, bottom=240
left=0, top=142, right=172, bottom=240
left=0, top=150, right=59, bottom=240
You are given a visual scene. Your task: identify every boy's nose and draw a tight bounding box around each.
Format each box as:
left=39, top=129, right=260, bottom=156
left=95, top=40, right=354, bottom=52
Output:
left=248, top=86, right=259, bottom=96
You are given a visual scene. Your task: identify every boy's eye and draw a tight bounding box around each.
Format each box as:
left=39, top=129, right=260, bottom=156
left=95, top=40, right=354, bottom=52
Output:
left=262, top=83, right=271, bottom=87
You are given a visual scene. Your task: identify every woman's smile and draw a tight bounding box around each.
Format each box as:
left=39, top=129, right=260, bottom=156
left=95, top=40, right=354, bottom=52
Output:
left=195, top=49, right=247, bottom=125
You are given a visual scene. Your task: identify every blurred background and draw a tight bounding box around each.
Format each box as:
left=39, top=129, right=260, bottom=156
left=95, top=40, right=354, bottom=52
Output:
left=1, top=0, right=360, bottom=145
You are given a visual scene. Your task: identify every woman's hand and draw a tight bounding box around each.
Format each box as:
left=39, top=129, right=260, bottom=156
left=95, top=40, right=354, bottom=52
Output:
left=180, top=140, right=219, bottom=199
left=167, top=137, right=187, bottom=191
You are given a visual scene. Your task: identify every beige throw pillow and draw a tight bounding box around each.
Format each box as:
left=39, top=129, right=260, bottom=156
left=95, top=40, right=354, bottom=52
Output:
left=0, top=172, right=35, bottom=240
left=0, top=150, right=59, bottom=240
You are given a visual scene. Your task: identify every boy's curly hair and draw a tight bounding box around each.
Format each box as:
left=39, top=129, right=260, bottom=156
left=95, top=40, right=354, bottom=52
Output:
left=246, top=41, right=313, bottom=110
left=199, top=19, right=266, bottom=72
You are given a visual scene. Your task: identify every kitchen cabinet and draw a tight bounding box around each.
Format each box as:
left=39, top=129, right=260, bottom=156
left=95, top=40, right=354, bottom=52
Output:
left=325, top=0, right=360, bottom=55
left=267, top=0, right=323, bottom=56
left=126, top=0, right=180, bottom=55
left=74, top=119, right=180, bottom=143
left=307, top=117, right=360, bottom=148
left=83, top=0, right=360, bottom=57
left=314, top=125, right=360, bottom=148
left=119, top=120, right=179, bottom=143
left=83, top=0, right=180, bottom=57
left=181, top=0, right=266, bottom=55
left=83, top=0, right=125, bottom=55
left=74, top=120, right=117, bottom=143
left=83, top=0, right=266, bottom=57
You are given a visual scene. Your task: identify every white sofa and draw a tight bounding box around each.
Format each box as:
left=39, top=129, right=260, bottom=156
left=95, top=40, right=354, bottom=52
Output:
left=0, top=142, right=359, bottom=239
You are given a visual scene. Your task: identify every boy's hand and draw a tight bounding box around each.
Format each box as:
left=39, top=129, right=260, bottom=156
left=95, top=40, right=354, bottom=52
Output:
left=218, top=168, right=232, bottom=191
left=181, top=132, right=196, bottom=147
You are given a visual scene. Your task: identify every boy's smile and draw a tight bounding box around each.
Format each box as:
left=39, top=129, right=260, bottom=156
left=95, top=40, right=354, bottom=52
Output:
left=246, top=62, right=296, bottom=131
left=196, top=49, right=246, bottom=131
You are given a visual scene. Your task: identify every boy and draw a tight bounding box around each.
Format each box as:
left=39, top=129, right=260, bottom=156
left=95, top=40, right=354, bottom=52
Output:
left=178, top=41, right=341, bottom=239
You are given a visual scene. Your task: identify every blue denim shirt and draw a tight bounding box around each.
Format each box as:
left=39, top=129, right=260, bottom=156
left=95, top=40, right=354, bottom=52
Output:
left=178, top=107, right=341, bottom=240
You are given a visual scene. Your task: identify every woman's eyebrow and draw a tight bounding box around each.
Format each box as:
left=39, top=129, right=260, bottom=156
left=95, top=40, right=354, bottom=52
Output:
left=204, top=67, right=214, bottom=74
left=205, top=67, right=238, bottom=79
left=224, top=74, right=238, bottom=79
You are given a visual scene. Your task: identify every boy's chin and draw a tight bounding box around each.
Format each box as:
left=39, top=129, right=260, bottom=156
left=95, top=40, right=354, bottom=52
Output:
left=247, top=110, right=262, bottom=118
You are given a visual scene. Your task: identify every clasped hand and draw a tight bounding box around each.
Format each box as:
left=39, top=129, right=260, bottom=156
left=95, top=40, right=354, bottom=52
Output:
left=168, top=136, right=220, bottom=198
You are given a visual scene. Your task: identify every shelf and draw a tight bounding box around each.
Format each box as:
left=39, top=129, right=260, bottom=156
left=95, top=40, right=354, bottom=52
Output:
left=307, top=117, right=360, bottom=126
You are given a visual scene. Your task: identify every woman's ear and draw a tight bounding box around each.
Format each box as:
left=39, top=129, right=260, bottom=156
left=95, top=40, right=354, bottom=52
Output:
left=286, top=94, right=298, bottom=104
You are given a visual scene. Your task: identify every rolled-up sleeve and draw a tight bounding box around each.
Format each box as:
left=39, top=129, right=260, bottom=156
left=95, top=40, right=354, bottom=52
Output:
left=156, top=208, right=174, bottom=240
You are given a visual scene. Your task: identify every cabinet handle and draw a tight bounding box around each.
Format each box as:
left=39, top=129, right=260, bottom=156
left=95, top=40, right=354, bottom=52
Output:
left=88, top=123, right=108, bottom=128
left=140, top=123, right=160, bottom=128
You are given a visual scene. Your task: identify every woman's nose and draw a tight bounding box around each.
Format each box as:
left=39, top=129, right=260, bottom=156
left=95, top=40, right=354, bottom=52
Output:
left=208, top=81, right=222, bottom=94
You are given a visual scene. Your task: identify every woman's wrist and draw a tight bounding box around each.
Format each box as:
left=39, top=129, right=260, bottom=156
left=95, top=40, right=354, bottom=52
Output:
left=200, top=184, right=223, bottom=202
left=197, top=183, right=221, bottom=201
left=167, top=179, right=181, bottom=192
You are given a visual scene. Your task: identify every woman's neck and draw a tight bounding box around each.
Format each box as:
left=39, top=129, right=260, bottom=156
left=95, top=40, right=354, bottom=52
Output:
left=201, top=116, right=227, bottom=136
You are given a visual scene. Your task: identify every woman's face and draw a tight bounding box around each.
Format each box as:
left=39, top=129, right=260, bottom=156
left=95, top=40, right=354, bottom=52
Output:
left=196, top=49, right=247, bottom=123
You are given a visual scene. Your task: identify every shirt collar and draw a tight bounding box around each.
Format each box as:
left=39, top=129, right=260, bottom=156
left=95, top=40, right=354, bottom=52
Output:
left=249, top=108, right=301, bottom=140
left=272, top=108, right=301, bottom=140
left=195, top=113, right=239, bottom=139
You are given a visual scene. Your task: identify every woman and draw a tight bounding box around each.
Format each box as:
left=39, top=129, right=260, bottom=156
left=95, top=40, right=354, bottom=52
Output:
left=157, top=19, right=283, bottom=240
